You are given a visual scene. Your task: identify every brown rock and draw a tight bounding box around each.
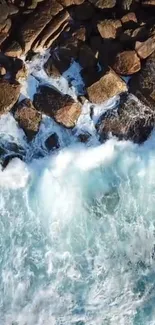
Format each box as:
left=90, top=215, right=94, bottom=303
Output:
left=97, top=19, right=122, bottom=39
left=86, top=68, right=127, bottom=104
left=121, top=0, right=137, bottom=10
left=59, top=0, right=85, bottom=6
left=96, top=94, right=155, bottom=144
left=135, top=35, right=155, bottom=59
left=1, top=18, right=11, bottom=34
left=71, top=26, right=86, bottom=42
left=89, top=0, right=116, bottom=9
left=0, top=66, right=6, bottom=76
left=129, top=50, right=155, bottom=107
left=112, top=50, right=141, bottom=75
left=32, top=10, right=70, bottom=52
left=121, top=12, right=138, bottom=25
left=20, top=0, right=63, bottom=54
left=33, top=86, right=81, bottom=128
left=142, top=0, right=155, bottom=6
left=5, top=41, right=22, bottom=57
left=14, top=99, right=42, bottom=140
left=0, top=80, right=21, bottom=115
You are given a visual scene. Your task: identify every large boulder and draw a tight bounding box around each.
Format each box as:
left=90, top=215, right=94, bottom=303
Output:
left=19, top=0, right=63, bottom=54
left=14, top=99, right=42, bottom=140
left=33, top=86, right=81, bottom=128
left=112, top=50, right=141, bottom=75
left=0, top=80, right=21, bottom=115
left=96, top=94, right=155, bottom=144
left=86, top=68, right=127, bottom=104
left=129, top=50, right=155, bottom=107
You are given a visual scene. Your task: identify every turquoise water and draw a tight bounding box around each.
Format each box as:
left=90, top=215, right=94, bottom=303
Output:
left=1, top=137, right=155, bottom=325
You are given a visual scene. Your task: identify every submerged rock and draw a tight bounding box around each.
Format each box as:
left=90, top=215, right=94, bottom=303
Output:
left=86, top=68, right=127, bottom=104
left=96, top=94, right=155, bottom=144
left=14, top=99, right=42, bottom=141
left=0, top=80, right=21, bottom=115
left=33, top=86, right=81, bottom=128
left=45, top=133, right=60, bottom=150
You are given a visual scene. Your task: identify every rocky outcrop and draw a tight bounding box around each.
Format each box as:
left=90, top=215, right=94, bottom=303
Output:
left=0, top=80, right=20, bottom=115
left=112, top=51, right=141, bottom=75
left=14, top=99, right=42, bottom=140
left=129, top=50, right=155, bottom=107
left=33, top=86, right=81, bottom=128
left=86, top=68, right=127, bottom=104
left=96, top=94, right=155, bottom=144
left=19, top=0, right=63, bottom=54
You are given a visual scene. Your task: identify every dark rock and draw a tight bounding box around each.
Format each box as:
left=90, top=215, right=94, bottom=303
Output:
left=14, top=99, right=42, bottom=141
left=86, top=68, right=127, bottom=104
left=5, top=41, right=22, bottom=57
left=44, top=57, right=61, bottom=78
left=33, top=85, right=81, bottom=128
left=2, top=154, right=23, bottom=170
left=78, top=43, right=97, bottom=69
left=0, top=3, right=9, bottom=24
left=72, top=2, right=94, bottom=20
left=112, top=50, right=141, bottom=75
left=45, top=133, right=60, bottom=150
left=121, top=12, right=138, bottom=29
left=129, top=50, right=155, bottom=107
left=142, top=0, right=155, bottom=6
left=0, top=80, right=21, bottom=115
left=96, top=94, right=155, bottom=144
left=78, top=132, right=91, bottom=143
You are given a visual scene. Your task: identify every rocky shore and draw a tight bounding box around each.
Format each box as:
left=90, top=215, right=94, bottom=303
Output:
left=1, top=0, right=155, bottom=166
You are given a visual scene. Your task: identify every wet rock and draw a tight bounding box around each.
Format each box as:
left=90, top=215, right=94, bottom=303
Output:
left=45, top=133, right=60, bottom=150
left=86, top=68, right=127, bottom=104
left=14, top=99, right=42, bottom=141
left=0, top=80, right=20, bottom=114
left=112, top=50, right=141, bottom=75
left=96, top=94, right=155, bottom=144
left=78, top=43, right=97, bottom=69
left=5, top=41, right=22, bottom=57
left=0, top=3, right=9, bottom=24
left=1, top=154, right=23, bottom=170
left=129, top=50, right=155, bottom=107
left=59, top=0, right=85, bottom=6
left=97, top=19, right=122, bottom=40
left=32, top=10, right=70, bottom=52
left=44, top=57, right=61, bottom=78
left=19, top=0, right=63, bottom=54
left=33, top=85, right=81, bottom=128
left=72, top=2, right=94, bottom=20
left=89, top=0, right=116, bottom=9
left=135, top=35, right=155, bottom=59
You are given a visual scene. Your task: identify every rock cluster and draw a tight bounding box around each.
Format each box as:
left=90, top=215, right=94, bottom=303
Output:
left=1, top=0, right=155, bottom=163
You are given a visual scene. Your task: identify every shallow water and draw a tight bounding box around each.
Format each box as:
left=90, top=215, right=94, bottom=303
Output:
left=1, top=52, right=155, bottom=325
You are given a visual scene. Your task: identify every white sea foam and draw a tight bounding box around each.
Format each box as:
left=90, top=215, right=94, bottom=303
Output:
left=0, top=52, right=155, bottom=325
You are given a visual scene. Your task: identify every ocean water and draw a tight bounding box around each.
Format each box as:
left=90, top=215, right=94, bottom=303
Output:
left=0, top=52, right=155, bottom=325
